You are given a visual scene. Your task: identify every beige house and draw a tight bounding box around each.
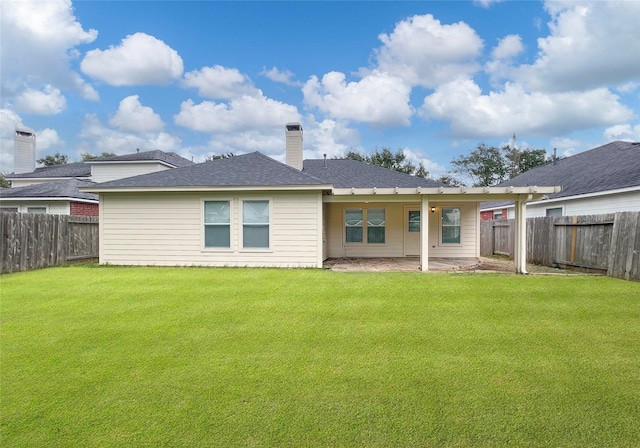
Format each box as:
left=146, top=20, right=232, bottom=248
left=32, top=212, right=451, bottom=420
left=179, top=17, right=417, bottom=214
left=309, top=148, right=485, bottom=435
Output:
left=85, top=123, right=560, bottom=273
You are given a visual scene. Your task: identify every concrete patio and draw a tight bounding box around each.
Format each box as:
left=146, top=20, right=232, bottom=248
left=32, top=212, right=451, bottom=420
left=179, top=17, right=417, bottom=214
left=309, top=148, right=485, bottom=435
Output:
left=323, top=257, right=498, bottom=272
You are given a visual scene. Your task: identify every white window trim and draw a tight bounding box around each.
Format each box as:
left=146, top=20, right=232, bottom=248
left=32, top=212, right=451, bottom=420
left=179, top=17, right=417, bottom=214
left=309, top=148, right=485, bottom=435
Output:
left=27, top=205, right=48, bottom=214
left=343, top=207, right=387, bottom=246
left=202, top=198, right=234, bottom=252
left=439, top=206, right=463, bottom=246
left=240, top=197, right=273, bottom=252
left=545, top=206, right=564, bottom=217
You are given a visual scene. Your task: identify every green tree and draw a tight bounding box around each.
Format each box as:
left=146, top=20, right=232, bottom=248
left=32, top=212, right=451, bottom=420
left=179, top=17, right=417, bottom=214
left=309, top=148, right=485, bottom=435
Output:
left=36, top=152, right=68, bottom=166
left=0, top=173, right=10, bottom=188
left=81, top=152, right=117, bottom=160
left=451, top=143, right=549, bottom=187
left=340, top=148, right=429, bottom=178
left=205, top=152, right=234, bottom=162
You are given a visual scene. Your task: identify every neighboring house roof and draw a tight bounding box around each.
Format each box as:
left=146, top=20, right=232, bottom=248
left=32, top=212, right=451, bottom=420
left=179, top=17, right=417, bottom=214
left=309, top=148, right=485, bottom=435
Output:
left=88, top=152, right=329, bottom=189
left=303, top=159, right=443, bottom=188
left=481, top=141, right=640, bottom=210
left=6, top=149, right=194, bottom=179
left=86, top=150, right=194, bottom=167
left=7, top=162, right=91, bottom=179
left=0, top=178, right=98, bottom=201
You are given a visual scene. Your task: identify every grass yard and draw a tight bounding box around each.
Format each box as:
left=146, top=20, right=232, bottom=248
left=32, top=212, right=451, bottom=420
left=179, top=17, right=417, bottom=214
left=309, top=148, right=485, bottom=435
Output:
left=1, top=267, right=639, bottom=447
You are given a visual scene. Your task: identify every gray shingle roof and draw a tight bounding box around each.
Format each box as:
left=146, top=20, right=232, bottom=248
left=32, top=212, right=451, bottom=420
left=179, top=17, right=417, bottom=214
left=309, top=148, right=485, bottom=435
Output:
left=90, top=152, right=328, bottom=188
left=0, top=179, right=98, bottom=201
left=7, top=162, right=91, bottom=179
left=497, top=141, right=640, bottom=198
left=481, top=140, right=640, bottom=210
left=303, top=159, right=444, bottom=188
left=89, top=150, right=194, bottom=167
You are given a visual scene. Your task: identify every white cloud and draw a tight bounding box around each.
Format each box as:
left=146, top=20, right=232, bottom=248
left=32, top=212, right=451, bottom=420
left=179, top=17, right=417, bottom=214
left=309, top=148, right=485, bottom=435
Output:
left=485, top=35, right=524, bottom=86
left=491, top=35, right=523, bottom=60
left=302, top=71, right=413, bottom=127
left=550, top=137, right=580, bottom=151
left=181, top=65, right=259, bottom=99
left=604, top=123, right=640, bottom=142
left=109, top=95, right=164, bottom=133
left=78, top=114, right=181, bottom=156
left=0, top=0, right=98, bottom=100
left=300, top=117, right=361, bottom=160
left=174, top=92, right=300, bottom=134
left=473, top=0, right=505, bottom=8
left=13, top=85, right=67, bottom=115
left=261, top=67, right=302, bottom=87
left=375, top=14, right=483, bottom=88
left=420, top=78, right=635, bottom=138
left=514, top=1, right=640, bottom=92
left=81, top=33, right=184, bottom=86
left=35, top=128, right=63, bottom=152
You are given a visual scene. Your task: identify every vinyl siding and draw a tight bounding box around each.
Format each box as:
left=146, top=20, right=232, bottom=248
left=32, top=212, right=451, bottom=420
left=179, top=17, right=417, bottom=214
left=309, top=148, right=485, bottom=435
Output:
left=0, top=200, right=70, bottom=215
left=526, top=190, right=640, bottom=217
left=9, top=179, right=73, bottom=188
left=324, top=201, right=479, bottom=258
left=100, top=191, right=322, bottom=267
left=428, top=203, right=479, bottom=258
left=91, top=162, right=170, bottom=183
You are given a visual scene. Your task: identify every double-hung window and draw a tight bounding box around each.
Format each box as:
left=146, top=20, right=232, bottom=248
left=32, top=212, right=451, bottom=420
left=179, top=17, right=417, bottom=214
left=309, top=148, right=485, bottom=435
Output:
left=345, top=209, right=363, bottom=243
left=243, top=200, right=269, bottom=248
left=345, top=208, right=385, bottom=244
left=441, top=207, right=461, bottom=244
left=204, top=201, right=231, bottom=248
left=367, top=209, right=385, bottom=244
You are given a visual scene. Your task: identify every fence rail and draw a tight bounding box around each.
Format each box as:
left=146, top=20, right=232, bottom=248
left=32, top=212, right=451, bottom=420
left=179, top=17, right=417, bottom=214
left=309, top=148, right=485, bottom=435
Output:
left=0, top=212, right=98, bottom=274
left=480, top=212, right=640, bottom=282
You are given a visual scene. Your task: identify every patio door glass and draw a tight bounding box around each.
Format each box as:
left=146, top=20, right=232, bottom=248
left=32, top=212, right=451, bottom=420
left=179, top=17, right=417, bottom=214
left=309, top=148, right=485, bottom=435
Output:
left=405, top=208, right=420, bottom=256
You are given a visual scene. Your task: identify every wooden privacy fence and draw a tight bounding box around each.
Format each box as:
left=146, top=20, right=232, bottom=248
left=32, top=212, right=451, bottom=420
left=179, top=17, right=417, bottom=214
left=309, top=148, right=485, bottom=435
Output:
left=481, top=212, right=640, bottom=282
left=0, top=212, right=99, bottom=274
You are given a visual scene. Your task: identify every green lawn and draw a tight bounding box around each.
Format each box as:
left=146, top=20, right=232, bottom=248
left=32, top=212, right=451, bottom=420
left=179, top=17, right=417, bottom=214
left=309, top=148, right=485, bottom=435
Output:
left=1, top=267, right=639, bottom=447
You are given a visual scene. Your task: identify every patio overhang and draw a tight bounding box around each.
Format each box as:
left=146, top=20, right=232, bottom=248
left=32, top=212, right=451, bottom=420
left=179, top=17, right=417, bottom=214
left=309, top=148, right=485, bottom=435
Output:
left=325, top=185, right=561, bottom=275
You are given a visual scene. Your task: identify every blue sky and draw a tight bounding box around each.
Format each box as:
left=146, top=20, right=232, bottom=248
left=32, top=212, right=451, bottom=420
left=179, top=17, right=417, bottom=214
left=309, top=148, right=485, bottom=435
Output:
left=1, top=0, right=639, bottom=178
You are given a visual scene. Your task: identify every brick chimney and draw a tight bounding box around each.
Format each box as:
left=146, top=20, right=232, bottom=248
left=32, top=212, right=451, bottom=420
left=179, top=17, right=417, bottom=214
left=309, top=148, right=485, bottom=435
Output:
left=285, top=122, right=303, bottom=170
left=14, top=128, right=36, bottom=174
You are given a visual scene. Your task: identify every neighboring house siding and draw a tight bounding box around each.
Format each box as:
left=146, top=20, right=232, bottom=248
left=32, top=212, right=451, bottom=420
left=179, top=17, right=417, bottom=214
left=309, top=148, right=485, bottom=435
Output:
left=324, top=201, right=479, bottom=258
left=70, top=201, right=99, bottom=216
left=0, top=201, right=70, bottom=214
left=9, top=179, right=74, bottom=188
left=99, top=191, right=322, bottom=267
left=91, top=163, right=171, bottom=183
left=526, top=190, right=640, bottom=218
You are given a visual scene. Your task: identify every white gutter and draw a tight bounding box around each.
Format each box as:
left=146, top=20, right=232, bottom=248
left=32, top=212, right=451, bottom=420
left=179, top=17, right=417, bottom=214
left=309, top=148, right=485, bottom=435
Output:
left=0, top=197, right=98, bottom=204
left=81, top=184, right=334, bottom=193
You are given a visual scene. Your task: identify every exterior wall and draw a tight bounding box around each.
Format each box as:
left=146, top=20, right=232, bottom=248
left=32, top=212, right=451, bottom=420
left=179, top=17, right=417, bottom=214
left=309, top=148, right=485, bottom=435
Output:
left=480, top=208, right=508, bottom=220
left=99, top=191, right=323, bottom=268
left=324, top=200, right=479, bottom=258
left=429, top=202, right=479, bottom=258
left=70, top=201, right=99, bottom=216
left=0, top=200, right=70, bottom=214
left=8, top=178, right=74, bottom=188
left=325, top=201, right=418, bottom=258
left=526, top=190, right=640, bottom=218
left=91, top=162, right=170, bottom=183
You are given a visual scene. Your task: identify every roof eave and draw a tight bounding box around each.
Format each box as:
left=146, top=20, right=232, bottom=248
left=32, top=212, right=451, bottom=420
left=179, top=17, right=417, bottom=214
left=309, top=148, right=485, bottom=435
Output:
left=0, top=197, right=98, bottom=203
left=81, top=184, right=333, bottom=193
left=331, top=186, right=561, bottom=196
